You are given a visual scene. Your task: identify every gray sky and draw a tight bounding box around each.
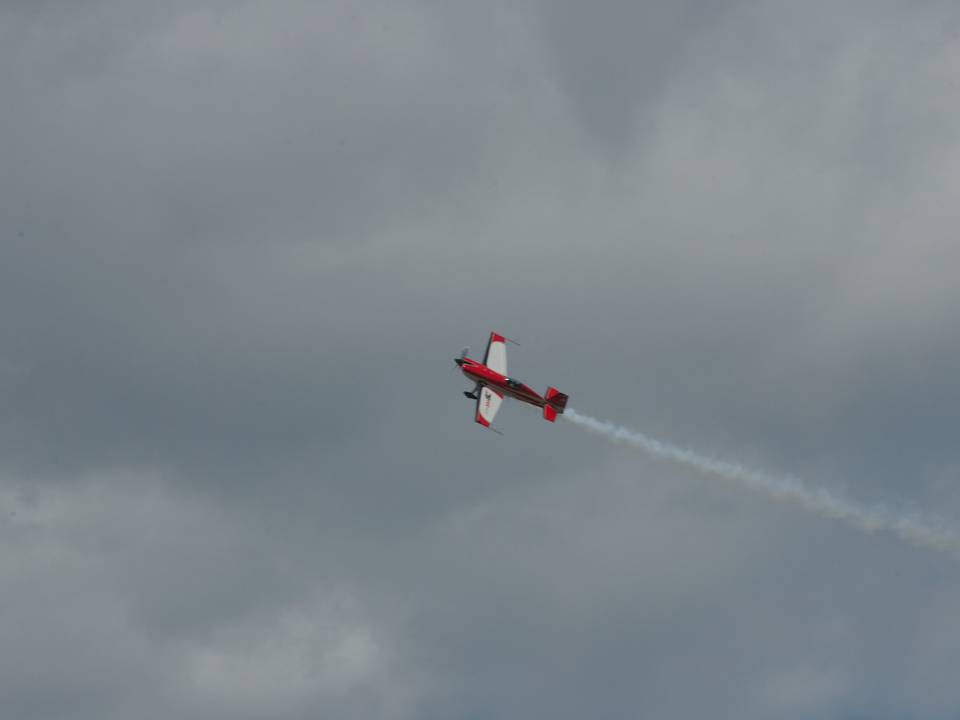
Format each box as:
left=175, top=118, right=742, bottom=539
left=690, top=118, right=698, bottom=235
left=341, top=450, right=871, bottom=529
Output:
left=3, top=1, right=960, bottom=718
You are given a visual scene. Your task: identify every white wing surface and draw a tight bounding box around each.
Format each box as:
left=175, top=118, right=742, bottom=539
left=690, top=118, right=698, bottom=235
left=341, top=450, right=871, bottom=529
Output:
left=475, top=386, right=503, bottom=427
left=483, top=332, right=507, bottom=375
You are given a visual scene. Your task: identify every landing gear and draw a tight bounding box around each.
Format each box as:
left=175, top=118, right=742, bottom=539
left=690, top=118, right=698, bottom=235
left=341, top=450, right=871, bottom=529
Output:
left=464, top=391, right=479, bottom=400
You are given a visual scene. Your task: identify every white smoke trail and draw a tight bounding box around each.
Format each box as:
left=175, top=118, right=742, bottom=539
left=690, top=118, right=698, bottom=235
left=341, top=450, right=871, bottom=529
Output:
left=563, top=409, right=960, bottom=556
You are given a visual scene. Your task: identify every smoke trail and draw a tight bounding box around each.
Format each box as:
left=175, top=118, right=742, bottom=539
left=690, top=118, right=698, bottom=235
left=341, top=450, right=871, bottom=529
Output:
left=563, top=409, right=960, bottom=556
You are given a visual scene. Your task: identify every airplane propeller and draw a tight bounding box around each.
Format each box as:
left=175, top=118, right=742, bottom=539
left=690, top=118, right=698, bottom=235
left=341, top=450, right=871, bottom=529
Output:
left=454, top=346, right=469, bottom=368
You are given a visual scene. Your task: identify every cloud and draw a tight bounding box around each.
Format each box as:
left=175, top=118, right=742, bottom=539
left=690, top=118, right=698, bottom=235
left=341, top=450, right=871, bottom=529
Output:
left=3, top=1, right=960, bottom=718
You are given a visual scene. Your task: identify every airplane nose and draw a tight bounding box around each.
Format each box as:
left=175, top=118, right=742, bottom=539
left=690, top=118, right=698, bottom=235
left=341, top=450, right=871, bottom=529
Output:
left=455, top=358, right=464, bottom=367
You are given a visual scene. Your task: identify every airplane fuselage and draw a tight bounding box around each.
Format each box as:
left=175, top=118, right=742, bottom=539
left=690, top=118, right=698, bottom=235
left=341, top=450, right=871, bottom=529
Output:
left=458, top=358, right=546, bottom=408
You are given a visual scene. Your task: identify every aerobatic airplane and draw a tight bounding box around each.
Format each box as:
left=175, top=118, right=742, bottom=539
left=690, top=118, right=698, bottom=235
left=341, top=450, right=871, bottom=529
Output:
left=455, top=332, right=568, bottom=429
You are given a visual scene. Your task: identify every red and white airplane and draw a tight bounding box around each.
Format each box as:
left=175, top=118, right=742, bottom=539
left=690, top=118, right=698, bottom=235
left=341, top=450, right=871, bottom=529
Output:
left=455, top=332, right=568, bottom=429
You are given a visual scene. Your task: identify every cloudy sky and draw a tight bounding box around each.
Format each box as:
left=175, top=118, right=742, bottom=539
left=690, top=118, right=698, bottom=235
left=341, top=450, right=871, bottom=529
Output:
left=3, top=1, right=960, bottom=717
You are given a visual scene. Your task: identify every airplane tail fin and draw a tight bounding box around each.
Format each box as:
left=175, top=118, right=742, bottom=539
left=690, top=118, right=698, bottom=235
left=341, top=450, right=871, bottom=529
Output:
left=543, top=387, right=568, bottom=422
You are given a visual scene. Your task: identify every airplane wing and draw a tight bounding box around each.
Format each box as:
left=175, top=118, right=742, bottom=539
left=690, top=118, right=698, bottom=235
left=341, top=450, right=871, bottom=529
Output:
left=475, top=386, right=503, bottom=427
left=483, top=332, right=507, bottom=375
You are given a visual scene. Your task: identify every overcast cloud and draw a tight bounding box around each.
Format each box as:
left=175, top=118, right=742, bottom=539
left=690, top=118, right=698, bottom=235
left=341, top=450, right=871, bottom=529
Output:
left=3, top=1, right=960, bottom=718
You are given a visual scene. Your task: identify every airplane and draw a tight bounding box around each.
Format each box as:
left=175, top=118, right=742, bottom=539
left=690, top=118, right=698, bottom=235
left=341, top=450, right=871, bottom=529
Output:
left=455, top=332, right=568, bottom=429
